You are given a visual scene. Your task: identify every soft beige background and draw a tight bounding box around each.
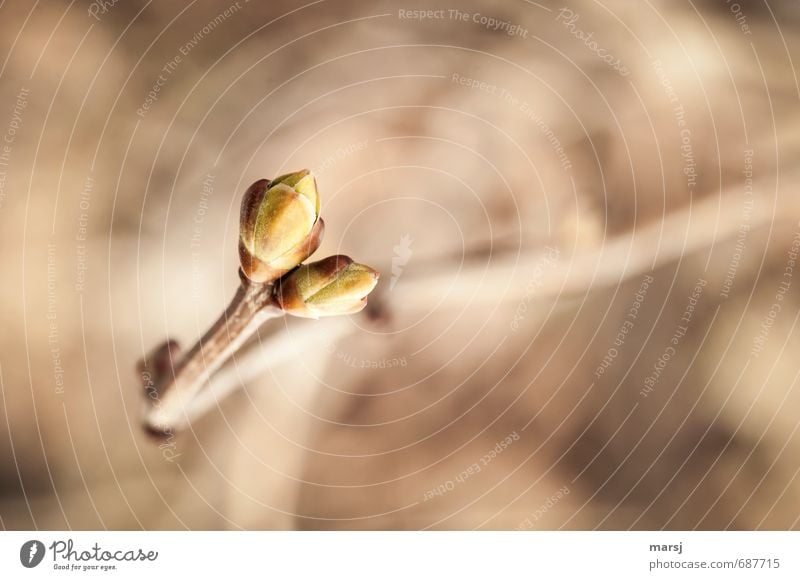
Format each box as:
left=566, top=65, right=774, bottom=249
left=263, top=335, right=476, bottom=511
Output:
left=1, top=0, right=800, bottom=529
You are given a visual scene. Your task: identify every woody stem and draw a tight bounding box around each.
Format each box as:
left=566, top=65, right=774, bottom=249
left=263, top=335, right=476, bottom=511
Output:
left=143, top=270, right=284, bottom=434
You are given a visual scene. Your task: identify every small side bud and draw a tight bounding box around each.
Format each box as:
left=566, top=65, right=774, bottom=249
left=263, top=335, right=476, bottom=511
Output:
left=137, top=339, right=181, bottom=398
left=274, top=255, right=380, bottom=319
left=239, top=170, right=324, bottom=283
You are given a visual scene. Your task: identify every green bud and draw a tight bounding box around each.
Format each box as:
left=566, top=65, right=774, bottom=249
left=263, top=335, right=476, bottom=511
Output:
left=239, top=170, right=324, bottom=283
left=274, top=255, right=380, bottom=318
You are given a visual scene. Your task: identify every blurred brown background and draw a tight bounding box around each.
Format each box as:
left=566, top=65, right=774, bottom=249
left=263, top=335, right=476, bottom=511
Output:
left=1, top=0, right=800, bottom=529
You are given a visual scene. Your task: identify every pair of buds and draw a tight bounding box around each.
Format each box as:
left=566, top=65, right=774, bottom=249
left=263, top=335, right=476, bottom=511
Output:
left=238, top=170, right=379, bottom=318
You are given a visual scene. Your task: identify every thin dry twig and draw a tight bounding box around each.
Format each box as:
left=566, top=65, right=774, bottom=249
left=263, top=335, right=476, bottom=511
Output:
left=141, top=272, right=283, bottom=435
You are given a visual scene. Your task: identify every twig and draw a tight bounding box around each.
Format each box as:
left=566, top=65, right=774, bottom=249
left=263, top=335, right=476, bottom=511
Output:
left=180, top=317, right=354, bottom=427
left=142, top=271, right=283, bottom=435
